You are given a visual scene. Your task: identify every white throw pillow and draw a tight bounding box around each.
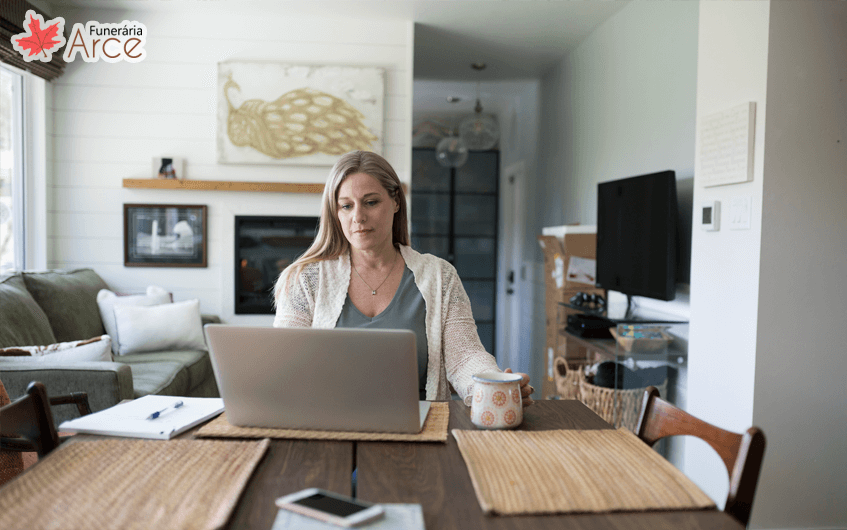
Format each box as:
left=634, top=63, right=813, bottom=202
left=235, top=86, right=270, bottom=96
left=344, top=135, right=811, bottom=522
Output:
left=112, top=299, right=206, bottom=355
left=0, top=335, right=112, bottom=363
left=97, top=286, right=171, bottom=354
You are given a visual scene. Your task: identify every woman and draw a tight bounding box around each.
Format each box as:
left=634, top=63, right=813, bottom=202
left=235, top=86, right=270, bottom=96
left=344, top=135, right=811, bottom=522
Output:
left=274, top=150, right=532, bottom=407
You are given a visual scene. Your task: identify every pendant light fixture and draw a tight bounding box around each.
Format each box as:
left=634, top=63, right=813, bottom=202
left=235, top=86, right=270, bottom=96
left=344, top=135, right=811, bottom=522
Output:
left=435, top=133, right=469, bottom=168
left=459, top=63, right=499, bottom=151
left=434, top=94, right=468, bottom=168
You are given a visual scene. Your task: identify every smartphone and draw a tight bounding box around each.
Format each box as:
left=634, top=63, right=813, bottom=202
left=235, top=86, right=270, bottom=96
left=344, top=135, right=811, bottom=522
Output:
left=275, top=488, right=385, bottom=527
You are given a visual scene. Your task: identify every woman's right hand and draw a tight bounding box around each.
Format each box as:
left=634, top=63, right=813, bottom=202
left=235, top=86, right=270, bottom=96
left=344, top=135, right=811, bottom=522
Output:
left=505, top=368, right=534, bottom=407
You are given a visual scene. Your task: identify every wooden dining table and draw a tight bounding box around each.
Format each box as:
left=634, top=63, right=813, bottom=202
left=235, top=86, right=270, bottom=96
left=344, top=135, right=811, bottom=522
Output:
left=216, top=399, right=742, bottom=530
left=51, top=400, right=742, bottom=529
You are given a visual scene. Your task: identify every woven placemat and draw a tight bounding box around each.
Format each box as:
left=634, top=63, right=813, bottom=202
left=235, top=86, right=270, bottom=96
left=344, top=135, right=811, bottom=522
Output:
left=196, top=401, right=449, bottom=442
left=453, top=428, right=715, bottom=515
left=0, top=438, right=270, bottom=530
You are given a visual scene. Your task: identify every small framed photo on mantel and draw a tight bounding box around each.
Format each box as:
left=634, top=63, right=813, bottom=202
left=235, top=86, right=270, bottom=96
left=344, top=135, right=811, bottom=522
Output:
left=152, top=156, right=185, bottom=180
left=124, top=204, right=207, bottom=268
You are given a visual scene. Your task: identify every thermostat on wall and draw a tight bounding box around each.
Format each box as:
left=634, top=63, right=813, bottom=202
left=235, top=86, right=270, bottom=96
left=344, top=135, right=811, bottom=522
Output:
left=701, top=200, right=720, bottom=231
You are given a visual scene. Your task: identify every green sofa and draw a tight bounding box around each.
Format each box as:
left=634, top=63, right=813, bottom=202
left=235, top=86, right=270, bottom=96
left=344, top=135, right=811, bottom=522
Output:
left=0, top=268, right=220, bottom=427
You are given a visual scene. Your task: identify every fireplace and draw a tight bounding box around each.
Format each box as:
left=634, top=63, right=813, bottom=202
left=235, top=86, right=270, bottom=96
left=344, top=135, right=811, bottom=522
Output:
left=235, top=216, right=319, bottom=314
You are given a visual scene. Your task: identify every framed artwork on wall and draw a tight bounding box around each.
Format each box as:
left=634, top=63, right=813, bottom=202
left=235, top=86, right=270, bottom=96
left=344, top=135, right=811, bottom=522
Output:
left=217, top=61, right=384, bottom=166
left=124, top=204, right=207, bottom=268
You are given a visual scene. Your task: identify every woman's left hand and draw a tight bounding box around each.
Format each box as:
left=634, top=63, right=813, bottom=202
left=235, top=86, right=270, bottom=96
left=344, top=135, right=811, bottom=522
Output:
left=505, top=368, right=534, bottom=407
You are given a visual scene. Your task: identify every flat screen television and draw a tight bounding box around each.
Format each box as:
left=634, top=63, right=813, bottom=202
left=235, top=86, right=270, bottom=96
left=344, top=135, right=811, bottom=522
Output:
left=596, top=170, right=678, bottom=302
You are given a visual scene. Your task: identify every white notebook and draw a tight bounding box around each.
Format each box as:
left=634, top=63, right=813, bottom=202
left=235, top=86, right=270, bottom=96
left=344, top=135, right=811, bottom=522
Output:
left=59, top=396, right=224, bottom=440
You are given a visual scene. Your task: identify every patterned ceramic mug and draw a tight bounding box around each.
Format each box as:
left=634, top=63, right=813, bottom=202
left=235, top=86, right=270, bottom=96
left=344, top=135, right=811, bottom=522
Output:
left=470, top=371, right=523, bottom=429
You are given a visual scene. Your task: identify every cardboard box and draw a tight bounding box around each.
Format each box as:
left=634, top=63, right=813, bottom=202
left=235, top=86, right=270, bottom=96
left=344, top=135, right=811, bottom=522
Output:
left=537, top=226, right=604, bottom=399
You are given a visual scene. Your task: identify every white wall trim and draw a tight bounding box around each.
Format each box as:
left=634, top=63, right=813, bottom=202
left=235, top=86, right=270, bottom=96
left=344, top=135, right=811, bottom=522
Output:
left=24, top=73, right=48, bottom=270
left=498, top=160, right=526, bottom=370
left=1, top=62, right=48, bottom=270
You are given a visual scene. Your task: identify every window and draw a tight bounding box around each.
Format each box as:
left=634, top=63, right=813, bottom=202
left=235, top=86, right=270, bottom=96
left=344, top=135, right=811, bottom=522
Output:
left=0, top=65, right=25, bottom=272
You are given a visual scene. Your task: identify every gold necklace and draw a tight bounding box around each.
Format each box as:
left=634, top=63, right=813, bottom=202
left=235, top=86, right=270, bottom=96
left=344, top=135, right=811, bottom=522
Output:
left=352, top=250, right=399, bottom=296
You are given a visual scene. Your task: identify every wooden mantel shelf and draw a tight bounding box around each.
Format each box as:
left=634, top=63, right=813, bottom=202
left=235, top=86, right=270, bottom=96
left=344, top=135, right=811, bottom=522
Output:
left=122, top=179, right=409, bottom=194
left=122, top=179, right=325, bottom=194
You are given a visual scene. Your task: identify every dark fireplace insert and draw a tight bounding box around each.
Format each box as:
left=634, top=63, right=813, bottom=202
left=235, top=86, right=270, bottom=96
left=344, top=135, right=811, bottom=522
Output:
left=235, top=216, right=319, bottom=314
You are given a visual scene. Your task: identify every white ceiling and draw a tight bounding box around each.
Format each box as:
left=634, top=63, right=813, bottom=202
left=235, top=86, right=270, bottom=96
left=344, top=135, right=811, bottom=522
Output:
left=46, top=0, right=629, bottom=80
left=412, top=1, right=628, bottom=80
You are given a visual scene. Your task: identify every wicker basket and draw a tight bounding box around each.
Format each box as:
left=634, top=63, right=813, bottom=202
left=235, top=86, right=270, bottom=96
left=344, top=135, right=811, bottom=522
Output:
left=553, top=357, right=585, bottom=400
left=555, top=359, right=666, bottom=432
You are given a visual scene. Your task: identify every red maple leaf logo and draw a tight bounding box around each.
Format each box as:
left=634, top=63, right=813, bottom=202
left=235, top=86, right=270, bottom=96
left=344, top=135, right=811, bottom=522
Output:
left=11, top=10, right=66, bottom=63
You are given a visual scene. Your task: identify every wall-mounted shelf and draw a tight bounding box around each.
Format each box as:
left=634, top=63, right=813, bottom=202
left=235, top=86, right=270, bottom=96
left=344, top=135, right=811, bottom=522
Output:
left=122, top=179, right=325, bottom=194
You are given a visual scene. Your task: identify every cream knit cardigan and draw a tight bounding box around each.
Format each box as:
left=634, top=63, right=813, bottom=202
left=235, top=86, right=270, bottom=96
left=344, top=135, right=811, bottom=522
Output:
left=274, top=245, right=500, bottom=405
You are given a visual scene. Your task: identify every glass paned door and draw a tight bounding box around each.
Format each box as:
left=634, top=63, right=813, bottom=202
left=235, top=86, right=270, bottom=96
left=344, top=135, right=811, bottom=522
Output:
left=411, top=148, right=499, bottom=357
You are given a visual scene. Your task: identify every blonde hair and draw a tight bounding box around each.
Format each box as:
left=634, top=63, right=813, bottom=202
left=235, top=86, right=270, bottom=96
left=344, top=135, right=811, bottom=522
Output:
left=274, top=151, right=409, bottom=303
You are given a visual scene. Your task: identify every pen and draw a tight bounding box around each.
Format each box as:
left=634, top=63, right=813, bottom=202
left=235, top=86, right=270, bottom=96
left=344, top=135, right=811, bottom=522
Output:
left=146, top=400, right=184, bottom=420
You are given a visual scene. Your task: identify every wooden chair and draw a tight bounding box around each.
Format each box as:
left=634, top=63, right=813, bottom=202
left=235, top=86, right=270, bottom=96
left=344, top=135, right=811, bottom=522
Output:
left=635, top=386, right=766, bottom=527
left=0, top=381, right=92, bottom=458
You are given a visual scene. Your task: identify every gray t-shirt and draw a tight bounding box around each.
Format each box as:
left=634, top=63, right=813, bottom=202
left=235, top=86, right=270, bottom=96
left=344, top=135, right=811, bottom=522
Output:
left=336, top=265, right=428, bottom=399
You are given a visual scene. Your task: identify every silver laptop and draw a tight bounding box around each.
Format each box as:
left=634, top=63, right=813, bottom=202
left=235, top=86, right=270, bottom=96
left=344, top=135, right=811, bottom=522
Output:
left=204, top=325, right=430, bottom=434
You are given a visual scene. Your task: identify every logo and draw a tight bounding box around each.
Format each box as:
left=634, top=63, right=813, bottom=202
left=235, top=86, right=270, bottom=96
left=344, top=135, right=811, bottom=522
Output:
left=63, top=20, right=147, bottom=63
left=10, top=9, right=146, bottom=63
left=10, top=10, right=66, bottom=62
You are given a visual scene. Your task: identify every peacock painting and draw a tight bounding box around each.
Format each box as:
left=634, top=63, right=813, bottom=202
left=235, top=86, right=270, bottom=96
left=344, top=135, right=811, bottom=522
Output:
left=217, top=63, right=384, bottom=166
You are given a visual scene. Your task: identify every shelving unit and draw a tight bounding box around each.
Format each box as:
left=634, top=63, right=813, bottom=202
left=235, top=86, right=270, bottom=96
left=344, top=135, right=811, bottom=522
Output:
left=557, top=321, right=687, bottom=365
left=538, top=228, right=604, bottom=400
left=555, top=305, right=688, bottom=433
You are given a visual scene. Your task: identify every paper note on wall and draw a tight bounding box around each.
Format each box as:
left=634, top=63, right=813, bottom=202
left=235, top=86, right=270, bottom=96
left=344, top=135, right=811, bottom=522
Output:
left=699, top=102, right=756, bottom=187
left=566, top=256, right=596, bottom=286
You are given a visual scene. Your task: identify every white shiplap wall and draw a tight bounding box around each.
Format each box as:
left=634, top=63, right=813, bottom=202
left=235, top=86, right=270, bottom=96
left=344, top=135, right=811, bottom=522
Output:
left=47, top=7, right=413, bottom=324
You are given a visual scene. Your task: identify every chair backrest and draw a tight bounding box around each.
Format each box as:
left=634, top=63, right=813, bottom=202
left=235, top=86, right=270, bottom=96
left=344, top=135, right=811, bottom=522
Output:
left=635, top=386, right=766, bottom=527
left=0, top=381, right=60, bottom=458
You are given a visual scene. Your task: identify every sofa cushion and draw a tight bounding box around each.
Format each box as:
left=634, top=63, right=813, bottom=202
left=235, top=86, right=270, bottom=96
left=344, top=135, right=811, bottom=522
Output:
left=96, top=287, right=171, bottom=355
left=0, top=336, right=112, bottom=363
left=22, top=269, right=108, bottom=343
left=125, top=361, right=189, bottom=398
left=118, top=350, right=213, bottom=394
left=0, top=274, right=57, bottom=349
left=112, top=300, right=206, bottom=355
